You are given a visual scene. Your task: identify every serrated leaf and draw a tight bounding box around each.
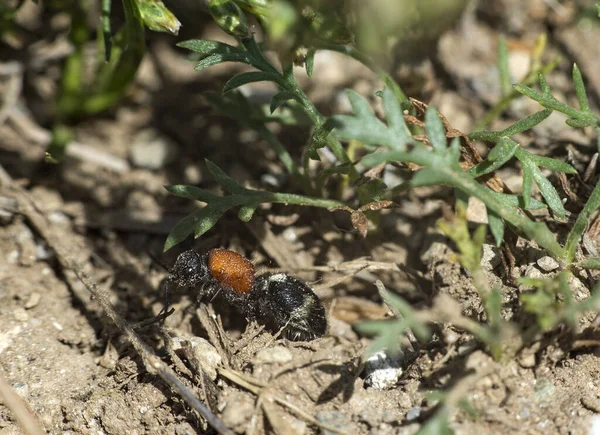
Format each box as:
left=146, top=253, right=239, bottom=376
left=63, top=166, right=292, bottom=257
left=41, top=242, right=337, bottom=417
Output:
left=270, top=90, right=297, bottom=113
left=177, top=39, right=240, bottom=56
left=425, top=107, right=446, bottom=153
left=205, top=159, right=249, bottom=194
left=332, top=90, right=409, bottom=151
left=194, top=52, right=250, bottom=71
left=222, top=71, right=278, bottom=94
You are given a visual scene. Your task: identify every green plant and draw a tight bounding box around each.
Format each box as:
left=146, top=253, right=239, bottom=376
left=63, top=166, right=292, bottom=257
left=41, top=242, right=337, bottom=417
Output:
left=164, top=160, right=345, bottom=251
left=47, top=0, right=180, bottom=161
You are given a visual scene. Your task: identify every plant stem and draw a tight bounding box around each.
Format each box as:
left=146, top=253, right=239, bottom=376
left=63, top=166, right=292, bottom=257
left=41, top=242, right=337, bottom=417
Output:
left=268, top=191, right=345, bottom=209
left=281, top=72, right=359, bottom=182
left=564, top=180, right=600, bottom=264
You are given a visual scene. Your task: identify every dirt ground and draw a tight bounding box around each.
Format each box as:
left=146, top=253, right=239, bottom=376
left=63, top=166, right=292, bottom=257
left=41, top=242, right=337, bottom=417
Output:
left=2, top=1, right=600, bottom=434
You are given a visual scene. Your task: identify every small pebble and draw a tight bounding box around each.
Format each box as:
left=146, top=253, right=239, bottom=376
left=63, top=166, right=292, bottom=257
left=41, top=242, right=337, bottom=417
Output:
left=364, top=350, right=403, bottom=390
left=25, top=293, right=41, bottom=309
left=129, top=129, right=178, bottom=170
left=254, top=346, right=293, bottom=364
left=406, top=407, right=421, bottom=421
left=172, top=336, right=222, bottom=380
left=518, top=353, right=536, bottom=368
left=13, top=308, right=28, bottom=322
left=523, top=265, right=543, bottom=280
left=536, top=256, right=559, bottom=272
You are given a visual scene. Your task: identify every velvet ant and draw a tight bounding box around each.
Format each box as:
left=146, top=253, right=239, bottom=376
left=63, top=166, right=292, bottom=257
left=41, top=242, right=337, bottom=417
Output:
left=167, top=248, right=327, bottom=341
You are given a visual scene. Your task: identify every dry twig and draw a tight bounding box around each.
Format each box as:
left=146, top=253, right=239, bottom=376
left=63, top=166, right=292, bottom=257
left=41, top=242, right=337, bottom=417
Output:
left=0, top=165, right=234, bottom=435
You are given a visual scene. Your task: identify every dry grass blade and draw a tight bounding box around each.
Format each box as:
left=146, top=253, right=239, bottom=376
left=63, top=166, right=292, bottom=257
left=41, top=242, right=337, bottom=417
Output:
left=0, top=371, right=46, bottom=435
left=218, top=367, right=349, bottom=434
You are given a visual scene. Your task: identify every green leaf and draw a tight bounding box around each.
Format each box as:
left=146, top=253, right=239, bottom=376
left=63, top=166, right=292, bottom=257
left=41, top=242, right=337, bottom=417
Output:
left=579, top=257, right=600, bottom=269
left=269, top=90, right=298, bottom=113
left=500, top=109, right=552, bottom=136
left=416, top=408, right=453, bottom=435
left=538, top=72, right=551, bottom=94
left=412, top=168, right=450, bottom=187
left=164, top=208, right=203, bottom=251
left=527, top=154, right=576, bottom=173
left=222, top=71, right=278, bottom=94
left=487, top=191, right=546, bottom=210
left=572, top=64, right=590, bottom=112
left=205, top=159, right=249, bottom=195
left=135, top=0, right=181, bottom=35
left=447, top=137, right=461, bottom=164
left=488, top=209, right=505, bottom=246
left=177, top=39, right=240, bottom=56
left=513, top=83, right=543, bottom=101
left=194, top=52, right=250, bottom=71
left=164, top=184, right=220, bottom=202
left=565, top=178, right=600, bottom=262
left=498, top=35, right=511, bottom=97
left=305, top=48, right=315, bottom=77
left=566, top=118, right=596, bottom=128
left=425, top=107, right=447, bottom=153
left=530, top=163, right=566, bottom=217
left=468, top=138, right=518, bottom=178
left=195, top=207, right=226, bottom=238
left=361, top=150, right=412, bottom=167
left=521, top=158, right=535, bottom=210
left=332, top=90, right=410, bottom=151
left=381, top=86, right=411, bottom=150
left=238, top=203, right=259, bottom=222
